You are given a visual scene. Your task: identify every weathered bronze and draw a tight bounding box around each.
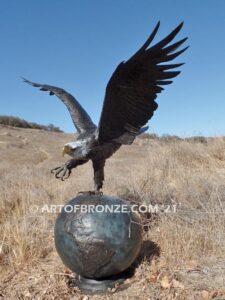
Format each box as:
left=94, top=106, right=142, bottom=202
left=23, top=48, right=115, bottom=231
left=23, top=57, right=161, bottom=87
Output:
left=25, top=22, right=187, bottom=294
left=24, top=22, right=188, bottom=193
left=54, top=194, right=142, bottom=293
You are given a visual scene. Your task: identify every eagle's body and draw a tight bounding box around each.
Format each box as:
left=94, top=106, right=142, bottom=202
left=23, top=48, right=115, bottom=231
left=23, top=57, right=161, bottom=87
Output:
left=24, top=22, right=188, bottom=192
left=67, top=130, right=121, bottom=162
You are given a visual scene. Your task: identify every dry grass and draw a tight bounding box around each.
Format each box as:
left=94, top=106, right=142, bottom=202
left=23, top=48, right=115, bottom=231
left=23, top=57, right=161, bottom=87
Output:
left=0, top=125, right=225, bottom=299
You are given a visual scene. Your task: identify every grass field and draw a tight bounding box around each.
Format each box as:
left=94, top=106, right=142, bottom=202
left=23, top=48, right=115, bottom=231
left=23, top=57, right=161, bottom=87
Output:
left=1, top=124, right=225, bottom=300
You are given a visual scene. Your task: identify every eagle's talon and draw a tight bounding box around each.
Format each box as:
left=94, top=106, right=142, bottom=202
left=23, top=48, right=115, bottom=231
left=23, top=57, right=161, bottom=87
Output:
left=78, top=190, right=103, bottom=196
left=64, top=169, right=71, bottom=180
left=51, top=165, right=72, bottom=181
left=51, top=166, right=60, bottom=174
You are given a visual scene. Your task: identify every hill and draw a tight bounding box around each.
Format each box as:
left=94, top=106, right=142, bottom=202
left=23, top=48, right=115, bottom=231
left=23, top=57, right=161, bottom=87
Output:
left=0, top=125, right=225, bottom=299
left=0, top=115, right=63, bottom=132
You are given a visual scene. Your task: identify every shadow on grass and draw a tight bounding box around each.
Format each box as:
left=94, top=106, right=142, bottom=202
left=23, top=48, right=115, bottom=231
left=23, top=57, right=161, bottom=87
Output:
left=139, top=240, right=160, bottom=261
left=123, top=240, right=161, bottom=280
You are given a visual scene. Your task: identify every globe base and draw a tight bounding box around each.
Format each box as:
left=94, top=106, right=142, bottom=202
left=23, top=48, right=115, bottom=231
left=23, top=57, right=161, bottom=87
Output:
left=55, top=194, right=142, bottom=294
left=70, top=272, right=132, bottom=294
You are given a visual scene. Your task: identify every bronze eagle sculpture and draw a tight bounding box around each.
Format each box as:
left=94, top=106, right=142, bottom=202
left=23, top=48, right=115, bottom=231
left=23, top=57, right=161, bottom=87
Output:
left=24, top=22, right=188, bottom=193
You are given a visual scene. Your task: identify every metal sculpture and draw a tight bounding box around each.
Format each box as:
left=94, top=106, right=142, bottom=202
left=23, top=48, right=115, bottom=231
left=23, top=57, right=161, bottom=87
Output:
left=24, top=22, right=188, bottom=194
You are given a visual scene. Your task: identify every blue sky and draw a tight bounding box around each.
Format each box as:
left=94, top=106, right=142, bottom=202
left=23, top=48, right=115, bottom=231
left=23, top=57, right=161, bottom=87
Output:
left=0, top=0, right=224, bottom=136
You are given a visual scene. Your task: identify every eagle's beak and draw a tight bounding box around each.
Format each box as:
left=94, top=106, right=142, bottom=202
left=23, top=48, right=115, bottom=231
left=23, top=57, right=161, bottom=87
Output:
left=62, top=147, right=66, bottom=157
left=62, top=146, right=71, bottom=157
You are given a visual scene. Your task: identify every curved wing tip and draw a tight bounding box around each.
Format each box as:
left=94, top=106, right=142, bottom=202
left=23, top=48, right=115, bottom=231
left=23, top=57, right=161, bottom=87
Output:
left=182, top=37, right=188, bottom=43
left=169, top=21, right=185, bottom=36
left=156, top=20, right=160, bottom=28
left=21, top=76, right=28, bottom=82
left=22, top=77, right=32, bottom=85
left=153, top=21, right=160, bottom=35
left=173, top=46, right=189, bottom=57
left=155, top=20, right=184, bottom=29
left=177, top=21, right=184, bottom=29
left=182, top=45, right=190, bottom=52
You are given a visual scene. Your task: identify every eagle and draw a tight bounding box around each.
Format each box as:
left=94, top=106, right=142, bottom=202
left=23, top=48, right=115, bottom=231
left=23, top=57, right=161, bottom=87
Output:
left=24, top=22, right=188, bottom=194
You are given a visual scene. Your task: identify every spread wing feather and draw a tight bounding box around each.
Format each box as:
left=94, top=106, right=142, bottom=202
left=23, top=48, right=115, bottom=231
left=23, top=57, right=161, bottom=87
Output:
left=98, top=22, right=188, bottom=144
left=23, top=79, right=96, bottom=133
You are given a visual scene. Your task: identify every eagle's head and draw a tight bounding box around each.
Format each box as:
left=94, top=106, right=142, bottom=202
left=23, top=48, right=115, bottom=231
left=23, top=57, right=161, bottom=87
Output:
left=62, top=141, right=82, bottom=157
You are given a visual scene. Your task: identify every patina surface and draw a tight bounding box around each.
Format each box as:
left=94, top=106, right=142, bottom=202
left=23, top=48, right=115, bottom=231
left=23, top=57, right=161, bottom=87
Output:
left=54, top=194, right=142, bottom=279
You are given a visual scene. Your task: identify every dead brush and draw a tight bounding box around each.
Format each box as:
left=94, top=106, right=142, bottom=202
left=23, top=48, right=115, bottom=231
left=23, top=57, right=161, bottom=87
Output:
left=1, top=126, right=225, bottom=298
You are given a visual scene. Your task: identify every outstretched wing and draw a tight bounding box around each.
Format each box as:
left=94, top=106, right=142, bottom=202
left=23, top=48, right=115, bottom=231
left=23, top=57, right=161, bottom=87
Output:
left=23, top=79, right=96, bottom=133
left=98, top=22, right=188, bottom=144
